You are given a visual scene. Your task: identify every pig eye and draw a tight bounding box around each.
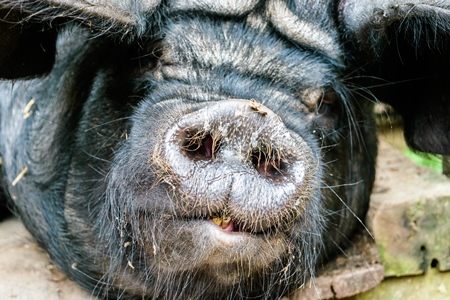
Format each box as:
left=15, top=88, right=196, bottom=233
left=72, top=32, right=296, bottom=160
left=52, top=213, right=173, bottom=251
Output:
left=312, top=87, right=342, bottom=136
left=322, top=89, right=338, bottom=105
left=317, top=87, right=339, bottom=114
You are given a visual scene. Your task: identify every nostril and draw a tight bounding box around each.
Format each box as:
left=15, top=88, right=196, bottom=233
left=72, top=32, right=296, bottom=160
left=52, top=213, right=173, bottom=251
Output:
left=181, top=129, right=219, bottom=160
left=202, top=135, right=213, bottom=158
left=251, top=150, right=285, bottom=177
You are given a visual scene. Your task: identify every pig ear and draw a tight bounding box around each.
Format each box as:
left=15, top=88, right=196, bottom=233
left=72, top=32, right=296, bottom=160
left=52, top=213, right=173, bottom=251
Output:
left=0, top=7, right=56, bottom=78
left=340, top=0, right=450, bottom=155
left=0, top=0, right=159, bottom=78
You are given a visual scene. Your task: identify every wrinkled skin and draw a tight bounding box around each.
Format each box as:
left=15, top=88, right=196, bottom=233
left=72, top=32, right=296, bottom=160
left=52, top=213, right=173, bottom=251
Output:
left=1, top=0, right=449, bottom=299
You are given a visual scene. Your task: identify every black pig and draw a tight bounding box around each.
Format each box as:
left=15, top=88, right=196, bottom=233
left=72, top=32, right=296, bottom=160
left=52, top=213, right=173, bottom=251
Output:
left=0, top=0, right=448, bottom=299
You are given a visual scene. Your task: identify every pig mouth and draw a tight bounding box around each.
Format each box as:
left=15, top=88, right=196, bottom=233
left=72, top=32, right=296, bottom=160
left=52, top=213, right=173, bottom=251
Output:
left=210, top=214, right=238, bottom=232
left=207, top=215, right=279, bottom=236
left=181, top=210, right=281, bottom=236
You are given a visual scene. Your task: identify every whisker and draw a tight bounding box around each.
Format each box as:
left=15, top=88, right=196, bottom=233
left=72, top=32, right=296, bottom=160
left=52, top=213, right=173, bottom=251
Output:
left=84, top=117, right=131, bottom=132
left=323, top=182, right=374, bottom=240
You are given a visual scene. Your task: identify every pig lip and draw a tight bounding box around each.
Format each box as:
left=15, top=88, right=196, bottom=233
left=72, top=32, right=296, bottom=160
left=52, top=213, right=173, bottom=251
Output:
left=174, top=204, right=285, bottom=235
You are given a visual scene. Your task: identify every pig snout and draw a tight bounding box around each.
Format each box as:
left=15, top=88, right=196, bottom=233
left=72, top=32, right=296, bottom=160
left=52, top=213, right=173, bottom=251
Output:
left=155, top=99, right=319, bottom=233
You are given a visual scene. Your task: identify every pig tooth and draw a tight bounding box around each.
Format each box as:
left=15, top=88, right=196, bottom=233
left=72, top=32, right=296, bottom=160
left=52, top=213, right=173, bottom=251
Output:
left=212, top=216, right=222, bottom=226
left=221, top=216, right=231, bottom=228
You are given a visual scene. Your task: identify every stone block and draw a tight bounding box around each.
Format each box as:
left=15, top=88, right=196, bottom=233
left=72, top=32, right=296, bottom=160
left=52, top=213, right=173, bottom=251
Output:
left=368, top=139, right=450, bottom=277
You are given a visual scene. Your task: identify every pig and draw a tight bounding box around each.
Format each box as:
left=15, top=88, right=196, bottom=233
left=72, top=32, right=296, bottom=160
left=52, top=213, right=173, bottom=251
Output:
left=0, top=0, right=448, bottom=299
